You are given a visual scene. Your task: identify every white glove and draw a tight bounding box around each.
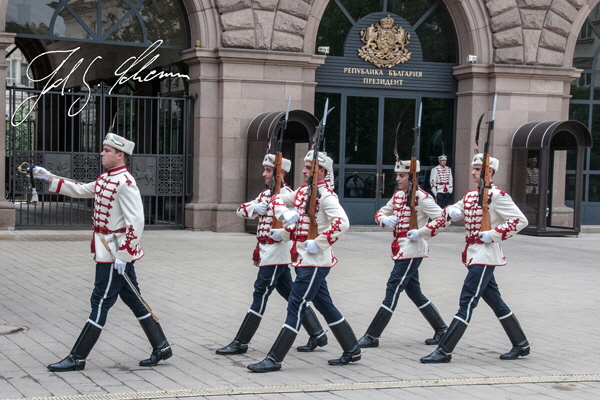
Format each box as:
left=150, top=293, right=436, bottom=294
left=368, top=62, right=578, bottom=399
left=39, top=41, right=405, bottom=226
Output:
left=407, top=229, right=421, bottom=241
left=447, top=207, right=462, bottom=219
left=382, top=216, right=398, bottom=228
left=283, top=210, right=301, bottom=224
left=113, top=258, right=127, bottom=275
left=479, top=231, right=493, bottom=243
left=32, top=166, right=51, bottom=181
left=304, top=240, right=319, bottom=254
left=255, top=202, right=268, bottom=216
left=270, top=229, right=283, bottom=242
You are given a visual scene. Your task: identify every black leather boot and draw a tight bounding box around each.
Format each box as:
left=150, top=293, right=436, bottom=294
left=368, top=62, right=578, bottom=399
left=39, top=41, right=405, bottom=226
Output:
left=419, top=302, right=448, bottom=345
left=420, top=318, right=467, bottom=363
left=47, top=322, right=102, bottom=372
left=216, top=312, right=262, bottom=355
left=247, top=327, right=297, bottom=372
left=499, top=313, right=530, bottom=360
left=139, top=317, right=172, bottom=366
left=297, top=306, right=328, bottom=352
left=357, top=306, right=393, bottom=348
left=328, top=320, right=362, bottom=366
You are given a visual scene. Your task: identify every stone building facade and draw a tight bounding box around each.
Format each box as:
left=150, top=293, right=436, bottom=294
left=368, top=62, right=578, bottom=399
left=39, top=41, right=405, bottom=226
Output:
left=0, top=0, right=595, bottom=231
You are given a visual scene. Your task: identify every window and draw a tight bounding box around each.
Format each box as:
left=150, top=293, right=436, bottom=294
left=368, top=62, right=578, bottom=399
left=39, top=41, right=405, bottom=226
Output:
left=6, top=59, right=15, bottom=86
left=5, top=0, right=189, bottom=48
left=20, top=62, right=31, bottom=87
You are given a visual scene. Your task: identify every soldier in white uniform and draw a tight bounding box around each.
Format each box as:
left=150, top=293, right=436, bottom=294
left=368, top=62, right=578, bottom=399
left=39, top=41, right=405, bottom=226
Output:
left=216, top=154, right=327, bottom=356
left=247, top=151, right=360, bottom=372
left=430, top=154, right=453, bottom=208
left=33, top=133, right=172, bottom=371
left=420, top=154, right=530, bottom=363
left=357, top=159, right=448, bottom=349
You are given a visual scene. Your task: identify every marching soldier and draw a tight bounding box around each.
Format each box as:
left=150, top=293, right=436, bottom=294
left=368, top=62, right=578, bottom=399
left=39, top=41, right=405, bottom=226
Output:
left=430, top=154, right=453, bottom=208
left=32, top=133, right=172, bottom=371
left=247, top=151, right=361, bottom=372
left=358, top=159, right=448, bottom=349
left=216, top=154, right=327, bottom=356
left=421, top=154, right=530, bottom=363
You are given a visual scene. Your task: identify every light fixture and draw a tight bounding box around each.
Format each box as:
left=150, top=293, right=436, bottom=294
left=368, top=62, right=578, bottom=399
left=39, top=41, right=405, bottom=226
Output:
left=467, top=54, right=477, bottom=64
left=318, top=46, right=330, bottom=55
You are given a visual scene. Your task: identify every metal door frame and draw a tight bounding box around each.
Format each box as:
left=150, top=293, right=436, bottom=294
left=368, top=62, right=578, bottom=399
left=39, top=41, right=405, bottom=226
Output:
left=6, top=84, right=193, bottom=228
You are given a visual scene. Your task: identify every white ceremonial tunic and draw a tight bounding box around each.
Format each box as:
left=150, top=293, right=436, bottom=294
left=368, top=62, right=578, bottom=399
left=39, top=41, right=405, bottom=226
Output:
left=430, top=165, right=453, bottom=196
left=274, top=182, right=349, bottom=268
left=49, top=164, right=144, bottom=263
left=444, top=184, right=528, bottom=267
left=375, top=188, right=445, bottom=260
left=237, top=185, right=293, bottom=267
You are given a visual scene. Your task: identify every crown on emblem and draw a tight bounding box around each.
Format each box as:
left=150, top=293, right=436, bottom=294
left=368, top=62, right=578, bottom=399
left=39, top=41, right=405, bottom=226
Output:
left=380, top=15, right=394, bottom=29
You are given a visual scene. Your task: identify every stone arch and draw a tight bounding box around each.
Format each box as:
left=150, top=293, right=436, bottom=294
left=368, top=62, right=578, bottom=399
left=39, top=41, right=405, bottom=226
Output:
left=486, top=0, right=588, bottom=67
left=303, top=0, right=495, bottom=64
left=183, top=0, right=222, bottom=49
left=215, top=0, right=310, bottom=51
left=564, top=0, right=599, bottom=68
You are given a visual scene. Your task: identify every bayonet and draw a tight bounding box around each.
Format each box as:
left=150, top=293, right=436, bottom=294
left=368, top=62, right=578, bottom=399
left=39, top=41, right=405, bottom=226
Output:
left=478, top=93, right=497, bottom=230
left=270, top=96, right=291, bottom=228
left=408, top=145, right=418, bottom=230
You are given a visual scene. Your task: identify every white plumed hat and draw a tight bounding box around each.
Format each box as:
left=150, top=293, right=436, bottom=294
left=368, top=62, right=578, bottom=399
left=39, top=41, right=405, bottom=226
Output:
left=263, top=154, right=291, bottom=173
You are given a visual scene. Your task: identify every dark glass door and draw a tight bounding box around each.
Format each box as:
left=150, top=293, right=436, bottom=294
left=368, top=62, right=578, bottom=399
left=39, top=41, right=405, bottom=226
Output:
left=316, top=92, right=455, bottom=225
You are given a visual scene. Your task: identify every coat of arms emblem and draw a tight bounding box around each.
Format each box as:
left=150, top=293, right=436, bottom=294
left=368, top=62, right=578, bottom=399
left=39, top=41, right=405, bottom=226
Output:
left=358, top=15, right=411, bottom=68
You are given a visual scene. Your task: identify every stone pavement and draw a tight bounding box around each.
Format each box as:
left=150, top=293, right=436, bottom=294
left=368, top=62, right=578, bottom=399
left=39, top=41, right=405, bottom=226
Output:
left=1, top=228, right=600, bottom=399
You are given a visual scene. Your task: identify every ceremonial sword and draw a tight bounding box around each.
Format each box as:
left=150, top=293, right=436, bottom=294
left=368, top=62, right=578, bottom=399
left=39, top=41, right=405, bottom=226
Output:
left=100, top=237, right=160, bottom=322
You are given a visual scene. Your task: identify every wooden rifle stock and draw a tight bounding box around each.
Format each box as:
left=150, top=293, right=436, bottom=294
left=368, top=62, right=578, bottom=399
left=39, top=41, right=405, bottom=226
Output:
left=408, top=158, right=418, bottom=230
left=480, top=154, right=492, bottom=231
left=271, top=152, right=284, bottom=229
left=306, top=158, right=319, bottom=239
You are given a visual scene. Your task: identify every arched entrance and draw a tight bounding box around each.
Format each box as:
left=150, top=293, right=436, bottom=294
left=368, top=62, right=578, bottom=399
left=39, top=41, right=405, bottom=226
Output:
left=4, top=0, right=193, bottom=228
left=314, top=1, right=458, bottom=224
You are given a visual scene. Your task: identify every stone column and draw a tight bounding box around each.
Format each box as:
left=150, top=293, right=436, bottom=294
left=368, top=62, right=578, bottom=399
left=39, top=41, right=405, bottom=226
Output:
left=453, top=63, right=580, bottom=198
left=0, top=33, right=16, bottom=230
left=182, top=47, right=324, bottom=232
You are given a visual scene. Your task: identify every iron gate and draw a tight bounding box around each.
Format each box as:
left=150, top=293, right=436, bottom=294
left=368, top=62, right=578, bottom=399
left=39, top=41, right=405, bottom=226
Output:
left=6, top=84, right=193, bottom=228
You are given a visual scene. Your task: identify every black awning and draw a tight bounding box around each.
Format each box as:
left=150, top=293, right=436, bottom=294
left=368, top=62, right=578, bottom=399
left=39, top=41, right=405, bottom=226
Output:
left=511, top=120, right=593, bottom=149
left=246, top=110, right=319, bottom=141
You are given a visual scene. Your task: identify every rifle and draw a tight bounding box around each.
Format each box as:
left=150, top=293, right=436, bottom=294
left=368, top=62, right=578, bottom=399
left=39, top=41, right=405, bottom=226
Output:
left=271, top=96, right=291, bottom=229
left=407, top=102, right=422, bottom=230
left=408, top=147, right=418, bottom=230
left=475, top=94, right=497, bottom=232
left=306, top=98, right=332, bottom=240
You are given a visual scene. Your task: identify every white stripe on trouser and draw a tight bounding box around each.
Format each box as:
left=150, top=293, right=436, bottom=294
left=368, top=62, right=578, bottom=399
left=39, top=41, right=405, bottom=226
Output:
left=292, top=268, right=319, bottom=332
left=498, top=311, right=513, bottom=320
left=465, top=266, right=487, bottom=322
left=86, top=319, right=103, bottom=329
left=328, top=317, right=345, bottom=327
left=248, top=309, right=262, bottom=317
left=137, top=313, right=152, bottom=321
left=259, top=266, right=280, bottom=315
left=93, top=264, right=115, bottom=325
left=389, top=258, right=414, bottom=310
left=418, top=300, right=431, bottom=310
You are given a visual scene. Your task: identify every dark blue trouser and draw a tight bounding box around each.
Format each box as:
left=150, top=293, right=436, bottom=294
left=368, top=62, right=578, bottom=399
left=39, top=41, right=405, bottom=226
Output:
left=436, top=193, right=452, bottom=209
left=382, top=258, right=429, bottom=311
left=250, top=264, right=293, bottom=316
left=284, top=267, right=343, bottom=332
left=456, top=264, right=512, bottom=323
left=89, top=262, right=148, bottom=327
